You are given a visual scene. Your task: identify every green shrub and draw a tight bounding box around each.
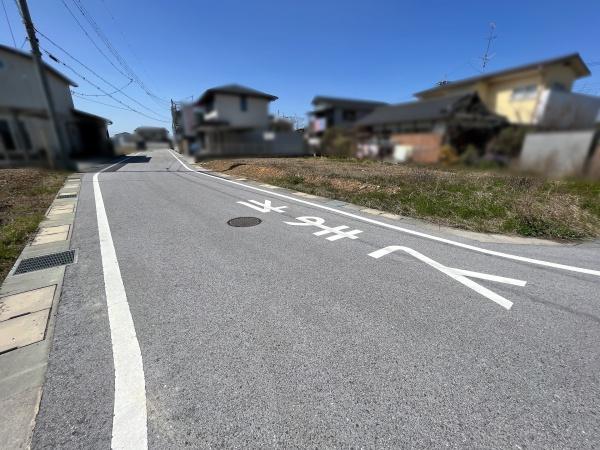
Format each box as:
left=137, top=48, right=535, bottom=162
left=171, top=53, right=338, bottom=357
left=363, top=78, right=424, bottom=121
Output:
left=459, top=144, right=480, bottom=165
left=486, top=126, right=530, bottom=158
left=439, top=145, right=459, bottom=165
left=321, top=128, right=356, bottom=158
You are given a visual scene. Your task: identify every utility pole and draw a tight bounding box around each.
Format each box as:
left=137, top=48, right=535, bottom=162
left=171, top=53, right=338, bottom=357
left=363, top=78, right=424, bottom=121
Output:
left=17, top=0, right=68, bottom=168
left=170, top=99, right=178, bottom=151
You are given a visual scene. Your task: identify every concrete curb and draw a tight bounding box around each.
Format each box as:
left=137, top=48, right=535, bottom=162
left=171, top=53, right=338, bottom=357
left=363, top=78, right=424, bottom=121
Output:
left=0, top=173, right=82, bottom=449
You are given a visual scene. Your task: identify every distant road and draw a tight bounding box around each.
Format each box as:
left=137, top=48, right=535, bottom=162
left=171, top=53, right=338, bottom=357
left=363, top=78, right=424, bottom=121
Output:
left=33, top=149, right=600, bottom=448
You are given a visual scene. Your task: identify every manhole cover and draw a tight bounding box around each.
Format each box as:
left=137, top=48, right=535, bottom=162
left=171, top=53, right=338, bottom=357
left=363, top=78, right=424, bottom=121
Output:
left=227, top=217, right=262, bottom=227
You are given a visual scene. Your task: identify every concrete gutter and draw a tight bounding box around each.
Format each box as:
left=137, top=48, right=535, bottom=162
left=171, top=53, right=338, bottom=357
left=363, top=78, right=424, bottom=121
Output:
left=0, top=174, right=82, bottom=449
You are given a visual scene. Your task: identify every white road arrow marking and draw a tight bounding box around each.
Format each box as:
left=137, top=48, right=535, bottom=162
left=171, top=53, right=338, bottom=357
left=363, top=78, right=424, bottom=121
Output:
left=369, top=246, right=526, bottom=310
left=237, top=199, right=287, bottom=213
left=284, top=216, right=363, bottom=241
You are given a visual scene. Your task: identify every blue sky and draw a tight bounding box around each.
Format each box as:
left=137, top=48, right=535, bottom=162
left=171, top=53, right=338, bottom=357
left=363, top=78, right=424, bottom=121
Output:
left=2, top=0, right=599, bottom=134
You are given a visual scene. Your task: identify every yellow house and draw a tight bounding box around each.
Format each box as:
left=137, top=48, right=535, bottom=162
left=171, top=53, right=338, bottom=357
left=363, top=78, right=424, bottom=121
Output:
left=414, top=53, right=591, bottom=125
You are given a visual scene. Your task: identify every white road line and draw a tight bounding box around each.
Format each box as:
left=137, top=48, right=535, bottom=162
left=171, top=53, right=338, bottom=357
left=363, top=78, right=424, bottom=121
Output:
left=93, top=157, right=147, bottom=450
left=237, top=199, right=287, bottom=213
left=369, top=246, right=525, bottom=310
left=167, top=150, right=600, bottom=278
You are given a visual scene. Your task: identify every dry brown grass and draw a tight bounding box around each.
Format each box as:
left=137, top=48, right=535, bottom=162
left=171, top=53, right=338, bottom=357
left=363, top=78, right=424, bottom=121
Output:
left=0, top=168, right=66, bottom=280
left=203, top=157, right=600, bottom=241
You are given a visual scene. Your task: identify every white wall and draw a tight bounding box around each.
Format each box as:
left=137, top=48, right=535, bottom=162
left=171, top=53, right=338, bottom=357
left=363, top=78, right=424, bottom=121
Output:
left=0, top=112, right=54, bottom=165
left=519, top=130, right=596, bottom=178
left=213, top=93, right=270, bottom=128
left=0, top=49, right=74, bottom=115
left=534, top=89, right=600, bottom=129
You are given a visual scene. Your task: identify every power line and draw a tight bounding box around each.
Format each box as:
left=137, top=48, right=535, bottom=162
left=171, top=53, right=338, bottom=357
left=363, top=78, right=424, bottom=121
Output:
left=36, top=29, right=168, bottom=118
left=69, top=0, right=169, bottom=106
left=75, top=79, right=133, bottom=97
left=98, top=0, right=154, bottom=85
left=44, top=49, right=169, bottom=123
left=2, top=0, right=17, bottom=47
left=71, top=91, right=131, bottom=110
left=59, top=0, right=130, bottom=80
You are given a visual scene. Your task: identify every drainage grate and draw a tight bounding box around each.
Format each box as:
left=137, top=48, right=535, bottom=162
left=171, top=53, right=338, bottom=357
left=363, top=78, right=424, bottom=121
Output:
left=227, top=217, right=262, bottom=227
left=57, top=193, right=77, bottom=199
left=14, top=250, right=76, bottom=275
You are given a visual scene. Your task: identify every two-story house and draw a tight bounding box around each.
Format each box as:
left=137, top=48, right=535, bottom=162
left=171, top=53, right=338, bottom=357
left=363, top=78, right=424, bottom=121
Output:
left=181, top=84, right=304, bottom=157
left=414, top=53, right=599, bottom=128
left=0, top=44, right=113, bottom=166
left=307, top=96, right=387, bottom=145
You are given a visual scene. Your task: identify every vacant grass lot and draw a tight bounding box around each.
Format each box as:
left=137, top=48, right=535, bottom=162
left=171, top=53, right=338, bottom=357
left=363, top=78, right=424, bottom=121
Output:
left=0, top=168, right=66, bottom=281
left=203, top=157, right=600, bottom=241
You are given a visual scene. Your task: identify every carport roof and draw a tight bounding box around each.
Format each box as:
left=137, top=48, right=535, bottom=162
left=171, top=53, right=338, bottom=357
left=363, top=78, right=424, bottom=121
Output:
left=73, top=109, right=112, bottom=124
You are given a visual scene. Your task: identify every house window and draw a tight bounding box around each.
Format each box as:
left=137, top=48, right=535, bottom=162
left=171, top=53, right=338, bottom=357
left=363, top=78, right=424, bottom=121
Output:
left=18, top=121, right=32, bottom=149
left=551, top=82, right=567, bottom=92
left=240, top=95, right=248, bottom=112
left=511, top=85, right=537, bottom=101
left=0, top=120, right=16, bottom=150
left=342, top=110, right=356, bottom=121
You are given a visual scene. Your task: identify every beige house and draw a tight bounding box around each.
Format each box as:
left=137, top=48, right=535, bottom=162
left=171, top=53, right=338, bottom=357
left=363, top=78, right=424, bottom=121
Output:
left=414, top=53, right=597, bottom=127
left=0, top=44, right=112, bottom=166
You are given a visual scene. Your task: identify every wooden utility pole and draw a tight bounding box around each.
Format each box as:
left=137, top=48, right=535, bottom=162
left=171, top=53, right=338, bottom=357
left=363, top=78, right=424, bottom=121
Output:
left=17, top=0, right=68, bottom=168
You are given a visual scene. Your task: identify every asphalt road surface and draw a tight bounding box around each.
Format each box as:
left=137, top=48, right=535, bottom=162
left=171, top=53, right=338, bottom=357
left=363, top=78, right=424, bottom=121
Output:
left=32, top=149, right=600, bottom=449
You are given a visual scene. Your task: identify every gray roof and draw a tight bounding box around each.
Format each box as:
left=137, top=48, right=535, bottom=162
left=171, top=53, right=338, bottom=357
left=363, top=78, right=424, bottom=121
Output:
left=311, top=95, right=388, bottom=109
left=414, top=53, right=590, bottom=98
left=355, top=94, right=476, bottom=127
left=72, top=109, right=112, bottom=124
left=0, top=44, right=78, bottom=87
left=197, top=84, right=278, bottom=104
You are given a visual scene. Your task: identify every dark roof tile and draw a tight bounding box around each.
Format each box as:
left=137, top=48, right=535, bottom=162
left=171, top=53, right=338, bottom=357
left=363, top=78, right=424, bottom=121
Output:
left=414, top=53, right=589, bottom=97
left=356, top=94, right=476, bottom=126
left=197, top=84, right=277, bottom=104
left=311, top=95, right=388, bottom=109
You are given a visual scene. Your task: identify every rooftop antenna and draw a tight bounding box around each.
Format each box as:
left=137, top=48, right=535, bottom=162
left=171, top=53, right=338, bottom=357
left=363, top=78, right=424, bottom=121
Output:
left=479, top=22, right=497, bottom=72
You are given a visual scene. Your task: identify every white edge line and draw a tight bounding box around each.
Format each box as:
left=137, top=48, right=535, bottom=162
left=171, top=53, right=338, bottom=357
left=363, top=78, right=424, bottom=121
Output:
left=167, top=150, right=600, bottom=278
left=93, top=156, right=147, bottom=450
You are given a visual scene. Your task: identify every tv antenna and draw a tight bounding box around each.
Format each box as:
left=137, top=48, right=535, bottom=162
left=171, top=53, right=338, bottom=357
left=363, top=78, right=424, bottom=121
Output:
left=479, top=22, right=497, bottom=71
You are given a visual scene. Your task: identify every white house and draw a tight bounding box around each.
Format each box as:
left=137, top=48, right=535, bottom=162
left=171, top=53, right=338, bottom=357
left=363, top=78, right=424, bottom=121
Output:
left=0, top=44, right=112, bottom=166
left=180, top=84, right=305, bottom=157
